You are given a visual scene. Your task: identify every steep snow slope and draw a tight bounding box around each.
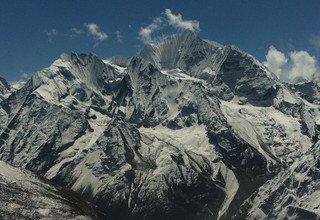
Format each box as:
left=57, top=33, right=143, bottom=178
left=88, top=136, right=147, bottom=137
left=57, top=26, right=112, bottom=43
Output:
left=0, top=160, right=99, bottom=219
left=140, top=30, right=226, bottom=80
left=32, top=52, right=124, bottom=106
left=220, top=100, right=312, bottom=166
left=0, top=32, right=319, bottom=219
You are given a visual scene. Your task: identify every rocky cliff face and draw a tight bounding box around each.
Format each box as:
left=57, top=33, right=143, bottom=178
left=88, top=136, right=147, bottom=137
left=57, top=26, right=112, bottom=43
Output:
left=0, top=31, right=319, bottom=219
left=235, top=139, right=320, bottom=219
left=0, top=77, right=11, bottom=101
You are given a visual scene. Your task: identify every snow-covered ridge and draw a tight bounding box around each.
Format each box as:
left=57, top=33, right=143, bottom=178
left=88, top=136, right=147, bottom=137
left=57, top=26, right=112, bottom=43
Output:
left=139, top=30, right=228, bottom=79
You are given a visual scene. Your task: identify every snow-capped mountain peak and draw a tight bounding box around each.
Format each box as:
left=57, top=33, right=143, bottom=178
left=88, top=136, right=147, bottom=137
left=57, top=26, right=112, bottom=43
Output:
left=0, top=31, right=319, bottom=219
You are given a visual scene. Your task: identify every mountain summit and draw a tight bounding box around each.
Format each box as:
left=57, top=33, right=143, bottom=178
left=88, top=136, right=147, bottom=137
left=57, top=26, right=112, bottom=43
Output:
left=0, top=32, right=319, bottom=219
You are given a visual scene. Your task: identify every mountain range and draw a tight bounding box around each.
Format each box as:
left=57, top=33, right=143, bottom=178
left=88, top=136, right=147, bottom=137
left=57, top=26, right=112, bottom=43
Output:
left=0, top=30, right=319, bottom=219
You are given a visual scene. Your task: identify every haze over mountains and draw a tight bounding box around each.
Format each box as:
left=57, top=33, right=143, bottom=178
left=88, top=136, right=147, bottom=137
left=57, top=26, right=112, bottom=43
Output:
left=0, top=31, right=319, bottom=219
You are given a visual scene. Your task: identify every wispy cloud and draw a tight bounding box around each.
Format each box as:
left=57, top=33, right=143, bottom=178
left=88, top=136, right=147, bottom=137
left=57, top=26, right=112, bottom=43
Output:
left=164, top=9, right=199, bottom=32
left=44, top=29, right=58, bottom=43
left=138, top=9, right=200, bottom=44
left=44, top=29, right=58, bottom=37
left=20, top=73, right=31, bottom=81
left=69, top=27, right=83, bottom=38
left=309, top=33, right=320, bottom=51
left=8, top=72, right=31, bottom=89
left=85, top=23, right=108, bottom=41
left=115, top=31, right=123, bottom=43
left=139, top=17, right=164, bottom=43
left=263, top=46, right=318, bottom=83
left=71, top=27, right=82, bottom=35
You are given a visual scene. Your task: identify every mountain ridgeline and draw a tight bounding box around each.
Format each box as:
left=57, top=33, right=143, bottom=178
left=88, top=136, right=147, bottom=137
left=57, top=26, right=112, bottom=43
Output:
left=0, top=30, right=319, bottom=219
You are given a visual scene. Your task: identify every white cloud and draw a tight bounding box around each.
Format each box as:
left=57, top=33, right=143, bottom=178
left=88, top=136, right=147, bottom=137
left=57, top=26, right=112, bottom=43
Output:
left=288, top=51, right=317, bottom=82
left=138, top=9, right=200, bottom=44
left=164, top=9, right=200, bottom=32
left=20, top=73, right=31, bottom=81
left=263, top=46, right=318, bottom=83
left=85, top=23, right=108, bottom=41
left=71, top=27, right=83, bottom=35
left=44, top=29, right=58, bottom=37
left=69, top=27, right=83, bottom=38
left=309, top=34, right=320, bottom=51
left=115, top=31, right=123, bottom=43
left=44, top=29, right=58, bottom=43
left=263, top=46, right=288, bottom=77
left=139, top=17, right=163, bottom=43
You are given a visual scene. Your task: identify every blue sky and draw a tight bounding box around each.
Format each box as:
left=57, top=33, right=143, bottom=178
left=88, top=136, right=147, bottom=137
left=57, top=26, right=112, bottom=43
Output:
left=1, top=0, right=320, bottom=81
